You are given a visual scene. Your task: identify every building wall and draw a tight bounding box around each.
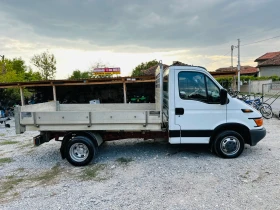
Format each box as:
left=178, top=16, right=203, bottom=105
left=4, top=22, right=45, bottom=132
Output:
left=259, top=66, right=280, bottom=77
left=240, top=79, right=272, bottom=94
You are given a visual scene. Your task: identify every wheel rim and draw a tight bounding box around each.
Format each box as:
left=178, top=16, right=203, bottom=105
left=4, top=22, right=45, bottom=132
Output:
left=220, top=136, right=240, bottom=155
left=260, top=105, right=272, bottom=118
left=69, top=143, right=89, bottom=162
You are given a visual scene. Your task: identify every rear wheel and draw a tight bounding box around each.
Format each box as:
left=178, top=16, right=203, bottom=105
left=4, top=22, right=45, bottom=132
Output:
left=213, top=130, right=244, bottom=158
left=66, top=136, right=96, bottom=166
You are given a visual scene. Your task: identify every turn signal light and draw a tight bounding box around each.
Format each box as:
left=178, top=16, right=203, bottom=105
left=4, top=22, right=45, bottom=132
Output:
left=254, top=118, right=263, bottom=127
left=241, top=109, right=253, bottom=113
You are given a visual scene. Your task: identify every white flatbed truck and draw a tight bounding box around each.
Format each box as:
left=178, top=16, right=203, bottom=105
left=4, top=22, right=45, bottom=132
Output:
left=15, top=63, right=266, bottom=166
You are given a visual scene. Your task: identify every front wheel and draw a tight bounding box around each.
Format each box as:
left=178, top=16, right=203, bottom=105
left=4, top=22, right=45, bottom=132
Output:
left=66, top=136, right=96, bottom=166
left=213, top=130, right=244, bottom=158
left=259, top=103, right=273, bottom=119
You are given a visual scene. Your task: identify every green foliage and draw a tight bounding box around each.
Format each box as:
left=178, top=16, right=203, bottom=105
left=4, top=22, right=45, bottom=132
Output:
left=24, top=68, right=42, bottom=81
left=131, top=60, right=159, bottom=76
left=240, top=75, right=280, bottom=82
left=31, top=50, right=56, bottom=80
left=215, top=75, right=280, bottom=89
left=68, top=70, right=91, bottom=79
left=0, top=58, right=42, bottom=105
left=216, top=77, right=233, bottom=83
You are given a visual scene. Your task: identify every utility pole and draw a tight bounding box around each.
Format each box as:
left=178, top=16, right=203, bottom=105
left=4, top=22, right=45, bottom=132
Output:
left=231, top=45, right=236, bottom=90
left=237, top=39, right=241, bottom=92
left=231, top=45, right=234, bottom=71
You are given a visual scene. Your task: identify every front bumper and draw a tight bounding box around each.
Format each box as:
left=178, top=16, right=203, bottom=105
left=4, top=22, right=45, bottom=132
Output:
left=250, top=128, right=266, bottom=146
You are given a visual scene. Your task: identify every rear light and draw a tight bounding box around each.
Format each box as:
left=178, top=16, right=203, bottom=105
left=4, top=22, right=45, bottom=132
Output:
left=254, top=118, right=263, bottom=127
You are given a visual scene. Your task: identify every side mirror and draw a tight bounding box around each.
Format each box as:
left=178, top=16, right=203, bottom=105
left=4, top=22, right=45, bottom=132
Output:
left=220, top=89, right=228, bottom=105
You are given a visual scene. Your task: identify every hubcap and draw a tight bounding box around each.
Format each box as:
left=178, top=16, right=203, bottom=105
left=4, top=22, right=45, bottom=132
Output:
left=220, top=136, right=240, bottom=155
left=69, top=143, right=89, bottom=162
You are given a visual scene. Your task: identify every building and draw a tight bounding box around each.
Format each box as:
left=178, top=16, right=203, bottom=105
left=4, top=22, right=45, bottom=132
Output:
left=255, top=51, right=280, bottom=77
left=215, top=66, right=259, bottom=77
left=141, top=64, right=169, bottom=76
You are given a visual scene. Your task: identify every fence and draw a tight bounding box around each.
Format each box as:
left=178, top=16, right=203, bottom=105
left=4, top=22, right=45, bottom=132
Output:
left=262, top=82, right=280, bottom=96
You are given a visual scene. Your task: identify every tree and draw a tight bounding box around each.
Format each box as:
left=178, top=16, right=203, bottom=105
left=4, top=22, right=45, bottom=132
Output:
left=68, top=70, right=91, bottom=80
left=131, top=60, right=159, bottom=76
left=24, top=67, right=43, bottom=81
left=0, top=57, right=42, bottom=105
left=31, top=51, right=56, bottom=80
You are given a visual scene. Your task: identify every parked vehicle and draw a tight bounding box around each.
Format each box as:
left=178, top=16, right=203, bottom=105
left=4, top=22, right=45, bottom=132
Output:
left=240, top=95, right=273, bottom=119
left=15, top=63, right=266, bottom=166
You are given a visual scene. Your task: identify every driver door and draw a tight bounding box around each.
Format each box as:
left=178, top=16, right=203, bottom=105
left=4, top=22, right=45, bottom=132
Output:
left=174, top=70, right=226, bottom=144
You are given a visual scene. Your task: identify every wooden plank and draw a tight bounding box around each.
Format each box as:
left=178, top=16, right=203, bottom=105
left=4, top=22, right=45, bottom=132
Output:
left=52, top=85, right=57, bottom=101
left=20, top=87, right=25, bottom=106
left=123, top=80, right=127, bottom=103
left=0, top=78, right=156, bottom=89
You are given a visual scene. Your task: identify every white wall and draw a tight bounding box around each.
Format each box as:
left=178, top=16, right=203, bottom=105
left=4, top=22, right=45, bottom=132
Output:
left=240, top=80, right=272, bottom=94
left=259, top=66, right=280, bottom=77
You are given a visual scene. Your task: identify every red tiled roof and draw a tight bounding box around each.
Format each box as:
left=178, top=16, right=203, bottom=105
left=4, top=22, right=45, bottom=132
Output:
left=254, top=51, right=280, bottom=62
left=142, top=64, right=169, bottom=76
left=215, top=66, right=258, bottom=75
left=257, top=54, right=280, bottom=67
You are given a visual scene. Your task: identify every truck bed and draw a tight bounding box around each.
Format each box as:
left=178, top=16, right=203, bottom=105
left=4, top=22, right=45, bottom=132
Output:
left=17, top=102, right=162, bottom=132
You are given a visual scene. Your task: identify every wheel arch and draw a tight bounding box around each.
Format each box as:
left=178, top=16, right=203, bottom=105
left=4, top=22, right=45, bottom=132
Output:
left=210, top=123, right=251, bottom=147
left=60, top=131, right=103, bottom=159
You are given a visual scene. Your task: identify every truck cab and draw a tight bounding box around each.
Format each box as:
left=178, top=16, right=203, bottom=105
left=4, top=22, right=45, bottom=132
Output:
left=160, top=63, right=266, bottom=158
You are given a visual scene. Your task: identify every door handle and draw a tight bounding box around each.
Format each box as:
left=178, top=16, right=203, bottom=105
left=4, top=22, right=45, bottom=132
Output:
left=175, top=108, right=184, bottom=115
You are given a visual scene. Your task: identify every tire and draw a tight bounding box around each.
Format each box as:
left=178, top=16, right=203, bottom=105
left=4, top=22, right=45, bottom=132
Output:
left=66, top=136, right=96, bottom=166
left=213, top=130, right=244, bottom=158
left=259, top=103, right=273, bottom=119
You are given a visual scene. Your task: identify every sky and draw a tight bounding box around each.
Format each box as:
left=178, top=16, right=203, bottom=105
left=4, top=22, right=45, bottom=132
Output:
left=0, top=0, right=280, bottom=79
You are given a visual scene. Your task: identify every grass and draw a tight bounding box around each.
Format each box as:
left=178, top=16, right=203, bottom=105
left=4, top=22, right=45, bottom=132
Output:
left=116, top=157, right=133, bottom=165
left=0, top=134, right=5, bottom=137
left=29, top=164, right=61, bottom=185
left=0, top=157, right=13, bottom=164
left=0, top=165, right=60, bottom=200
left=16, top=168, right=25, bottom=172
left=0, top=141, right=19, bottom=145
left=17, top=141, right=34, bottom=150
left=0, top=176, right=24, bottom=199
left=79, top=164, right=106, bottom=181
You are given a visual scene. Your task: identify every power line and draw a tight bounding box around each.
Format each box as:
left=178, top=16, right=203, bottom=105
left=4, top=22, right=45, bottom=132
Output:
left=242, top=35, right=280, bottom=47
left=222, top=51, right=231, bottom=56
left=240, top=27, right=280, bottom=41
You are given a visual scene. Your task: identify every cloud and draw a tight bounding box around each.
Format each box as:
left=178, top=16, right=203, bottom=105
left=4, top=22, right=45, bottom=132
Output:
left=0, top=0, right=280, bottom=79
left=1, top=0, right=279, bottom=49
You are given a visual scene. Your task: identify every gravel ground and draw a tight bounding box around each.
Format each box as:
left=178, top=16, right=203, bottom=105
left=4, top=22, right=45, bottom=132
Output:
left=0, top=118, right=280, bottom=210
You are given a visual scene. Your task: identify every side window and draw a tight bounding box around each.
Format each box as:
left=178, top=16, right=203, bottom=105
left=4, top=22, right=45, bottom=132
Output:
left=206, top=77, right=220, bottom=103
left=178, top=72, right=207, bottom=102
